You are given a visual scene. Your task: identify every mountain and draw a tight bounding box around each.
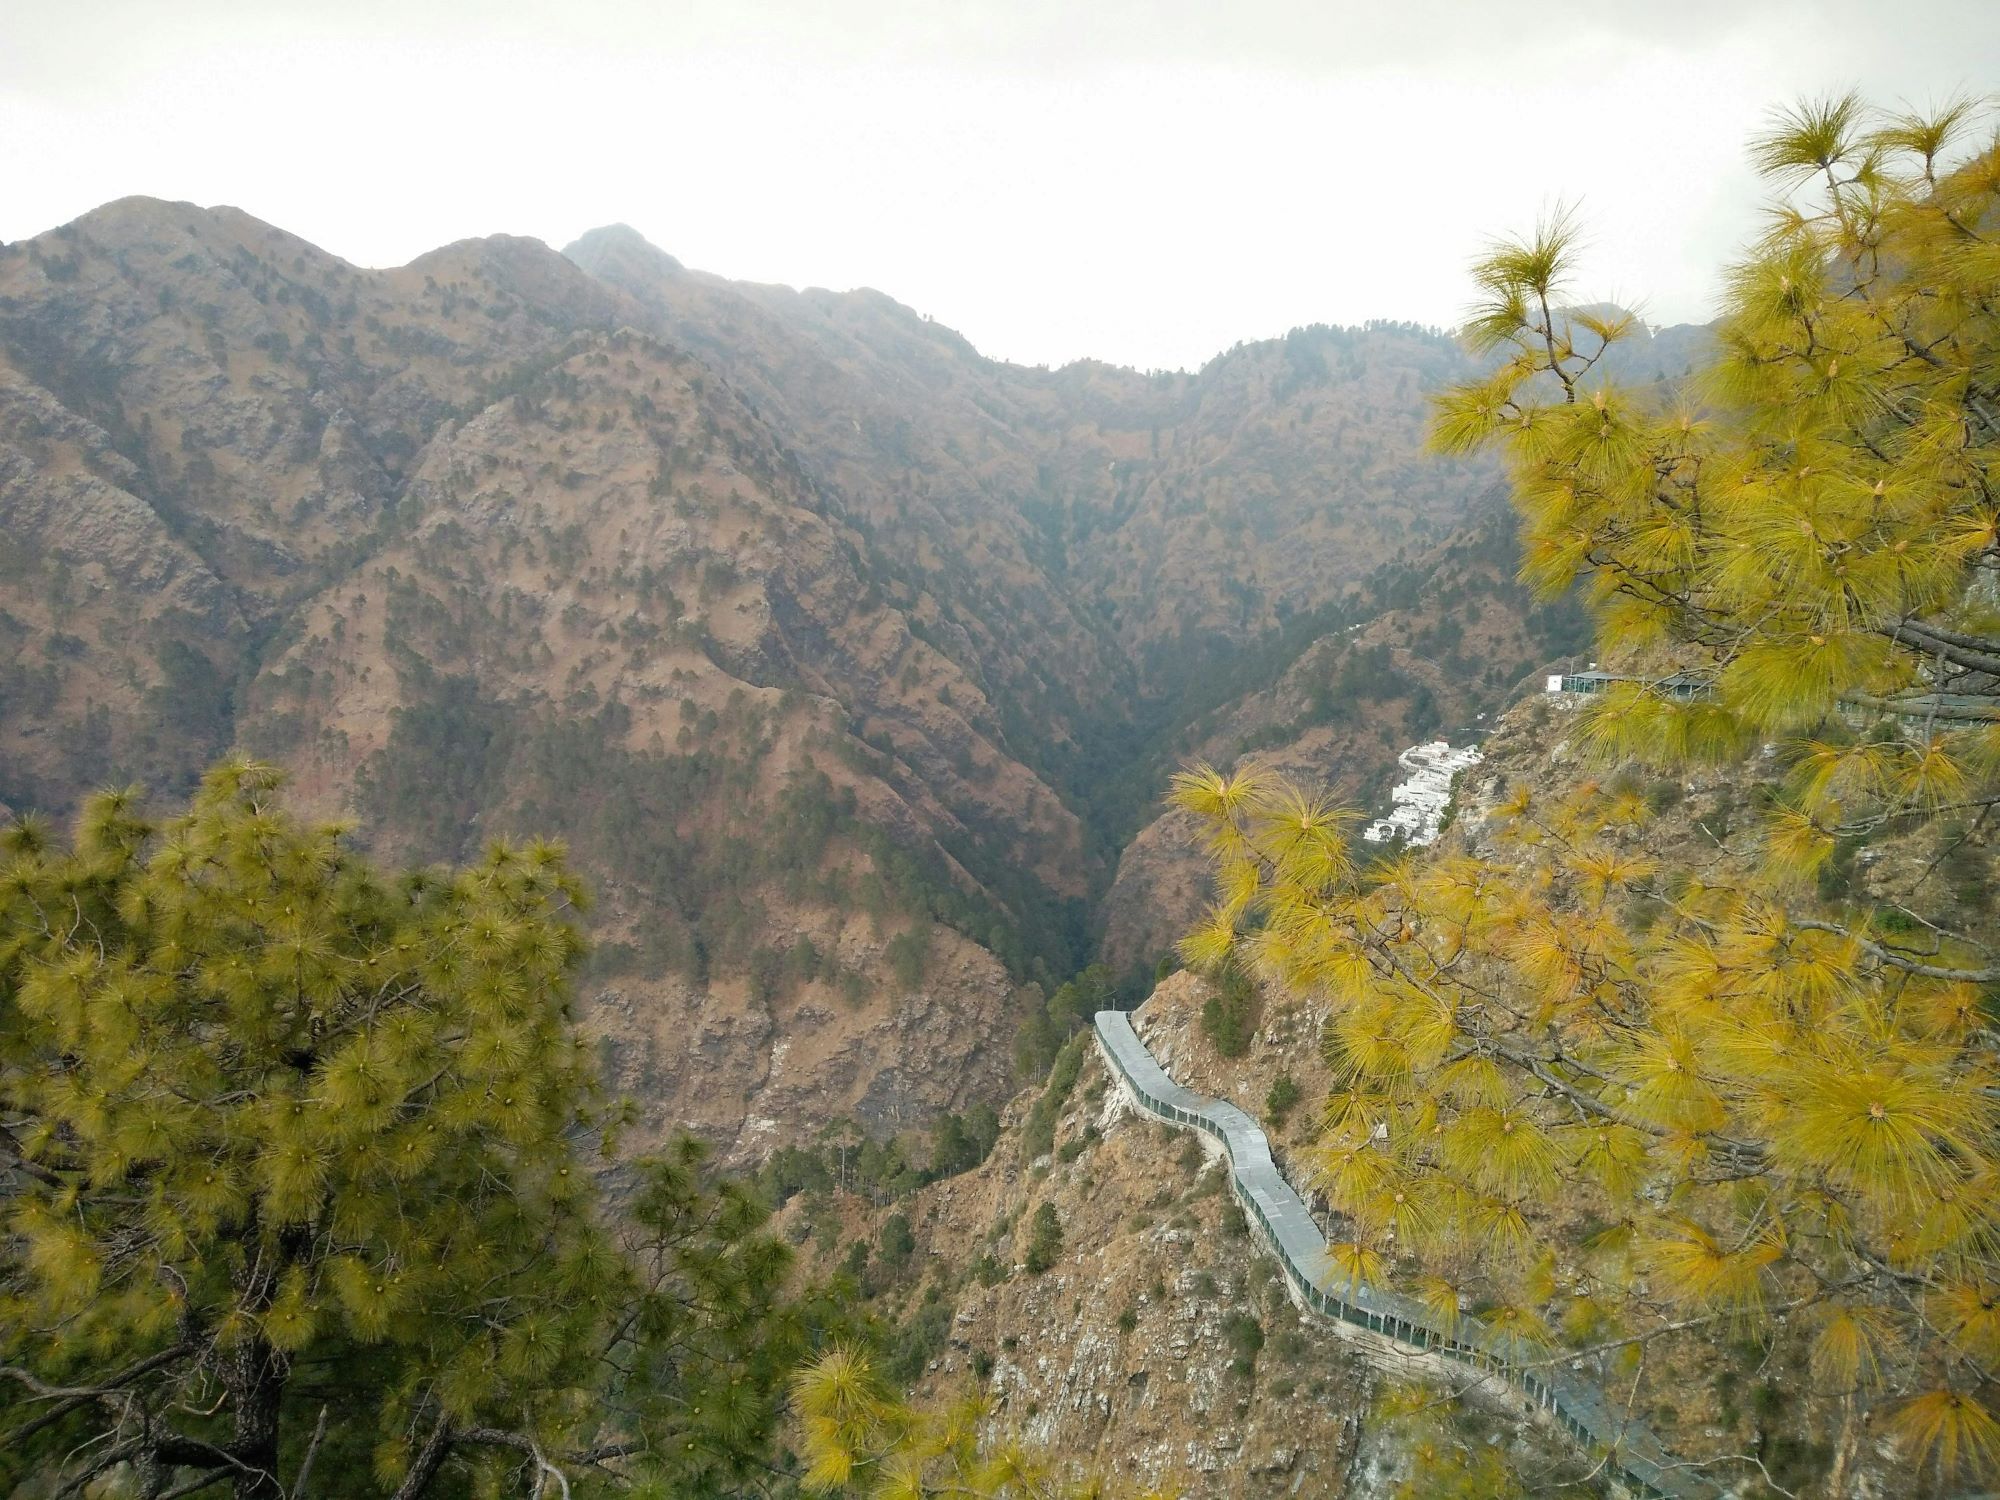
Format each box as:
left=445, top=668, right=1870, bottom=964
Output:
left=567, top=224, right=1499, bottom=684
left=0, top=198, right=1546, bottom=1157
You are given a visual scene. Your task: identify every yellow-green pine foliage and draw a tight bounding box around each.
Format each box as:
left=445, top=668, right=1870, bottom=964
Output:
left=1431, top=91, right=1999, bottom=756
left=793, top=1345, right=1176, bottom=1499
left=1178, top=97, right=2000, bottom=1489
left=1377, top=1382, right=1528, bottom=1499
left=0, top=759, right=814, bottom=1498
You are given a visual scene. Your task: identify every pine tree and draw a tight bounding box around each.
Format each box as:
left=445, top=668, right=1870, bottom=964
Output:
left=1176, top=98, right=2000, bottom=1490
left=0, top=759, right=825, bottom=1498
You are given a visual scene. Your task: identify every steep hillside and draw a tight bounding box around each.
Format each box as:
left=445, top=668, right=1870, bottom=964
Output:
left=811, top=673, right=1962, bottom=1498
left=0, top=200, right=1535, bottom=1156
left=783, top=974, right=1652, bottom=1498
left=244, top=324, right=1099, bottom=1152
left=0, top=199, right=632, bottom=809
left=0, top=205, right=1077, bottom=1151
left=568, top=225, right=1499, bottom=693
left=1099, top=492, right=1592, bottom=974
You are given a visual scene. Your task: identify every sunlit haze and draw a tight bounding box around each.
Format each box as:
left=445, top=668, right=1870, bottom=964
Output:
left=5, top=0, right=1996, bottom=369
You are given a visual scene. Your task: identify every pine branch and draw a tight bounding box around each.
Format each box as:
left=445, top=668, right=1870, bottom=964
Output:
left=461, top=1430, right=579, bottom=1500
left=1883, top=619, right=2000, bottom=677
left=1840, top=692, right=2000, bottom=724
left=3, top=1342, right=195, bottom=1441
left=1789, top=917, right=1999, bottom=982
left=1488, top=1038, right=1769, bottom=1175
left=49, top=1439, right=143, bottom=1500
left=145, top=1435, right=273, bottom=1486
left=0, top=1121, right=67, bottom=1188
left=289, top=1406, right=329, bottom=1499
left=159, top=1468, right=233, bottom=1500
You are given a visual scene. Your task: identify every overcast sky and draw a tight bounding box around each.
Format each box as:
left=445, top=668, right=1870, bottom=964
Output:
left=4, top=1, right=1996, bottom=370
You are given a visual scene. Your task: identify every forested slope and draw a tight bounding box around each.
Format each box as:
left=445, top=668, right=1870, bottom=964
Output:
left=0, top=200, right=1623, bottom=1153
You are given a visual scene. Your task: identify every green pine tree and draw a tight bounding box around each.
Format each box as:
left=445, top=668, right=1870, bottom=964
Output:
left=0, top=758, right=829, bottom=1498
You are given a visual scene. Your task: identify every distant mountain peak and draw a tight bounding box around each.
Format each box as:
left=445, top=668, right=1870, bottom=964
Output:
left=563, top=223, right=684, bottom=275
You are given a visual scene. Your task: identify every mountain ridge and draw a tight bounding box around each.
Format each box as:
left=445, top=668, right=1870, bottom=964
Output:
left=1, top=196, right=1592, bottom=1158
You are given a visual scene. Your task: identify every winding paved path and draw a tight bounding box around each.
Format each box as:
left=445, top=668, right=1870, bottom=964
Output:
left=1092, top=1008, right=1715, bottom=1500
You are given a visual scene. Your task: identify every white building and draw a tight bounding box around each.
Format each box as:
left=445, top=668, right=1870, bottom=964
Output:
left=1361, top=739, right=1483, bottom=847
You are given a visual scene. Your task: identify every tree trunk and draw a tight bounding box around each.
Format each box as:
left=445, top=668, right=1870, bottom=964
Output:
left=224, top=1327, right=286, bottom=1500
left=223, top=1225, right=289, bottom=1500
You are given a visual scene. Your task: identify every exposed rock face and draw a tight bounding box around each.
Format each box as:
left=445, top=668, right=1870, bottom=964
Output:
left=1098, top=811, right=1218, bottom=982
left=590, top=913, right=1017, bottom=1157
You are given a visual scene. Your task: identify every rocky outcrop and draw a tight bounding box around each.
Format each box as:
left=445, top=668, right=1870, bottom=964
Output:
left=589, top=913, right=1017, bottom=1161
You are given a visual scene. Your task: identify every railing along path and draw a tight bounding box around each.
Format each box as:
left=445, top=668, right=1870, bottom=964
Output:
left=1091, top=1009, right=1715, bottom=1500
